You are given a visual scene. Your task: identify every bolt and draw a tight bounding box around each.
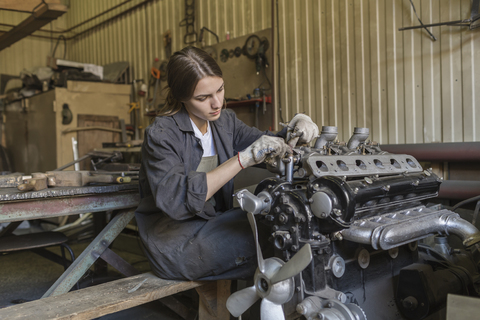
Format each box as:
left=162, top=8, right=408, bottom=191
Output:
left=295, top=286, right=301, bottom=292
left=266, top=215, right=274, bottom=222
left=264, top=198, right=270, bottom=203
left=281, top=196, right=288, bottom=204
left=274, top=207, right=281, bottom=213
left=272, top=225, right=279, bottom=231
left=290, top=226, right=297, bottom=233
left=424, top=169, right=431, bottom=176
left=326, top=302, right=333, bottom=308
left=291, top=245, right=299, bottom=252
left=317, top=313, right=325, bottom=320
left=364, top=177, right=373, bottom=184
left=402, top=296, right=418, bottom=310
left=333, top=232, right=343, bottom=241
left=382, top=185, right=391, bottom=192
left=313, top=183, right=320, bottom=191
left=354, top=187, right=359, bottom=194
left=320, top=213, right=327, bottom=218
left=286, top=207, right=293, bottom=214
left=333, top=209, right=342, bottom=216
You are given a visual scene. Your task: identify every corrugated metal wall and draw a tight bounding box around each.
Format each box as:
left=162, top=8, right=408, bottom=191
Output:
left=65, top=0, right=271, bottom=85
left=2, top=0, right=478, bottom=144
left=277, top=0, right=480, bottom=144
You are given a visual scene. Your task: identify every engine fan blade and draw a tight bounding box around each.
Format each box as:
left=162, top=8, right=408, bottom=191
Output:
left=270, top=243, right=313, bottom=284
left=226, top=285, right=260, bottom=317
left=261, top=298, right=285, bottom=320
left=247, top=211, right=266, bottom=273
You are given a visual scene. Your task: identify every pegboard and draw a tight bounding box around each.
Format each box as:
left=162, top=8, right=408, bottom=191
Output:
left=207, top=28, right=274, bottom=131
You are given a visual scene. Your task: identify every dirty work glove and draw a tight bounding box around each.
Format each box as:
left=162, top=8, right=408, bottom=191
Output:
left=238, top=136, right=289, bottom=169
left=286, top=114, right=319, bottom=147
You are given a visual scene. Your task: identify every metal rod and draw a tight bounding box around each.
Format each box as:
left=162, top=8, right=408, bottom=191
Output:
left=381, top=142, right=480, bottom=162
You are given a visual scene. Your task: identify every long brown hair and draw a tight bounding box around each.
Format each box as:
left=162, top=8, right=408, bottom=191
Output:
left=157, top=46, right=223, bottom=116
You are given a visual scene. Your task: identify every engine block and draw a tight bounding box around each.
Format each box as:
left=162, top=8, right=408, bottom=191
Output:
left=234, top=126, right=480, bottom=320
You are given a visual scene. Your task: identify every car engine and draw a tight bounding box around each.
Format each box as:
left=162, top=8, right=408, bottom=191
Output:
left=227, top=126, right=480, bottom=320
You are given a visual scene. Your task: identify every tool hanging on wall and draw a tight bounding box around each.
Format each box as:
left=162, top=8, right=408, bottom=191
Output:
left=399, top=0, right=480, bottom=41
left=242, top=35, right=270, bottom=74
left=179, top=0, right=196, bottom=44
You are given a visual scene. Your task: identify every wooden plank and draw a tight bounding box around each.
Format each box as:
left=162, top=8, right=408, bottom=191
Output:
left=0, top=273, right=205, bottom=320
left=196, top=280, right=231, bottom=320
left=0, top=0, right=61, bottom=13
left=77, top=114, right=121, bottom=170
left=0, top=2, right=67, bottom=51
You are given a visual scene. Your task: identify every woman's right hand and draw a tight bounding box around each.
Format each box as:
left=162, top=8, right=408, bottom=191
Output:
left=238, top=135, right=289, bottom=169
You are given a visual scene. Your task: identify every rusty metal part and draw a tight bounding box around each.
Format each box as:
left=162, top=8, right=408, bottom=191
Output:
left=0, top=188, right=139, bottom=223
left=42, top=208, right=136, bottom=297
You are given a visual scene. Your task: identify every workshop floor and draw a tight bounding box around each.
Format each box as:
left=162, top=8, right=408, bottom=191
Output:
left=0, top=227, right=187, bottom=319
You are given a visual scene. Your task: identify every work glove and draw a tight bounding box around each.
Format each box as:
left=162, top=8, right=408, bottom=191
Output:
left=286, top=114, right=319, bottom=147
left=238, top=136, right=289, bottom=169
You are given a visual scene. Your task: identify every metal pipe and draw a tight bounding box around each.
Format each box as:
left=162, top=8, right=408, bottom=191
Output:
left=381, top=142, right=480, bottom=162
left=340, top=207, right=480, bottom=250
left=347, top=127, right=369, bottom=150
left=438, top=180, right=480, bottom=200
left=314, top=126, right=338, bottom=149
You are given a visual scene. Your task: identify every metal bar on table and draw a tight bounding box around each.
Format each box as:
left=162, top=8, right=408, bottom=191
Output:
left=42, top=208, right=136, bottom=297
left=0, top=221, right=22, bottom=237
left=99, top=247, right=140, bottom=277
left=0, top=192, right=140, bottom=224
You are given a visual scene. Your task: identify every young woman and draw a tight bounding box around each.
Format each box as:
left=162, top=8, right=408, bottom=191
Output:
left=135, top=46, right=318, bottom=281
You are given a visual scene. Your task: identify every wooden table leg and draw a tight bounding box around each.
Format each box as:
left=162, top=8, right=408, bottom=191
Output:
left=196, top=280, right=231, bottom=320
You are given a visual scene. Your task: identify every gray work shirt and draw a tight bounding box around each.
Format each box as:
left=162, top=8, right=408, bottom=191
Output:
left=135, top=107, right=285, bottom=280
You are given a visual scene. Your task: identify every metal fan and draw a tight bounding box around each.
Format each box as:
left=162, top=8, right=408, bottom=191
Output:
left=226, top=209, right=313, bottom=320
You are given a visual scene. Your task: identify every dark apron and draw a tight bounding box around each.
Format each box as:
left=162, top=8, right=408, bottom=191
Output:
left=139, top=155, right=260, bottom=281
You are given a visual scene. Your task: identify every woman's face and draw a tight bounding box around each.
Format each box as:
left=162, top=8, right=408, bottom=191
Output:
left=183, top=76, right=224, bottom=130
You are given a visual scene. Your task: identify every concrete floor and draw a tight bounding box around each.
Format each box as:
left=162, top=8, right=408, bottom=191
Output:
left=0, top=227, right=190, bottom=319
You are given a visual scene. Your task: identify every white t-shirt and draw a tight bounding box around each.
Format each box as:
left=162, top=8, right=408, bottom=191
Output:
left=190, top=119, right=217, bottom=156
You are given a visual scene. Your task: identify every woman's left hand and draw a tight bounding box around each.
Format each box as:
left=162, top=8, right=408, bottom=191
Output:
left=286, top=114, right=319, bottom=147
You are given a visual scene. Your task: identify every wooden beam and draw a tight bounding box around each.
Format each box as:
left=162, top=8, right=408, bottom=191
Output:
left=0, top=273, right=206, bottom=320
left=0, top=2, right=67, bottom=51
left=0, top=0, right=62, bottom=13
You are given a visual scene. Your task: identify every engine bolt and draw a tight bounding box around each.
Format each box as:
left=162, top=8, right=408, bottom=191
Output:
left=279, top=214, right=288, bottom=224
left=333, top=232, right=343, bottom=241
left=313, top=184, right=320, bottom=191
left=274, top=207, right=281, bottom=213
left=281, top=196, right=288, bottom=204
left=317, top=314, right=325, bottom=320
left=354, top=187, right=359, bottom=194
left=424, top=169, right=431, bottom=176
left=389, top=248, right=399, bottom=259
left=291, top=245, right=299, bottom=252
left=295, top=286, right=301, bottom=292
left=357, top=248, right=370, bottom=269
left=290, top=226, right=297, bottom=233
left=266, top=215, right=274, bottom=222
left=382, top=185, right=391, bottom=192
left=326, top=302, right=333, bottom=308
left=272, top=225, right=279, bottom=231
left=286, top=207, right=293, bottom=214
left=364, top=177, right=373, bottom=184
left=333, top=209, right=342, bottom=216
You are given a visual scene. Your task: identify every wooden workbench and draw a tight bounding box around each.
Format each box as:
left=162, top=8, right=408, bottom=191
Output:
left=0, top=184, right=231, bottom=319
